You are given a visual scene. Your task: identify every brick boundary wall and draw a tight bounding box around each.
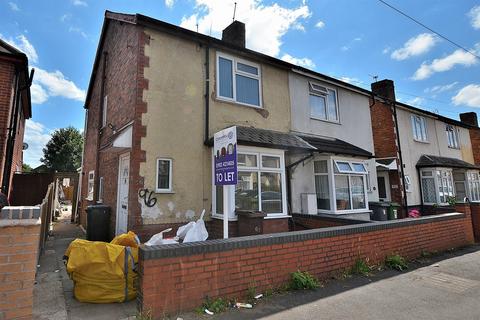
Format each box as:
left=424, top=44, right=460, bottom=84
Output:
left=138, top=211, right=474, bottom=318
left=0, top=207, right=41, bottom=320
left=292, top=213, right=369, bottom=230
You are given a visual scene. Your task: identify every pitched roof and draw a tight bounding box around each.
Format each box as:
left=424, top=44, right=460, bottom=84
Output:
left=236, top=126, right=315, bottom=151
left=299, top=135, right=373, bottom=158
left=416, top=155, right=479, bottom=169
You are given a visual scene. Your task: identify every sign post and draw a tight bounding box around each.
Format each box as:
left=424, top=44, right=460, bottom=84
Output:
left=213, top=126, right=237, bottom=239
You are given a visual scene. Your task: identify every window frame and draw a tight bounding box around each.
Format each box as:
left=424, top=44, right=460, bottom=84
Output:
left=314, top=157, right=369, bottom=214
left=446, top=124, right=460, bottom=149
left=411, top=114, right=428, bottom=142
left=467, top=171, right=480, bottom=202
left=212, top=147, right=287, bottom=219
left=420, top=168, right=455, bottom=205
left=216, top=52, right=263, bottom=108
left=404, top=175, right=412, bottom=193
left=102, top=95, right=108, bottom=128
left=155, top=158, right=173, bottom=193
left=87, top=170, right=94, bottom=201
left=308, top=81, right=340, bottom=123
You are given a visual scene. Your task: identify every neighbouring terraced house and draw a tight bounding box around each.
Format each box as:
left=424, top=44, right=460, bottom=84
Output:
left=80, top=11, right=480, bottom=241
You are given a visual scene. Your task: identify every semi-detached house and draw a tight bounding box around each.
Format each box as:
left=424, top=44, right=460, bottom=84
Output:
left=80, top=11, right=385, bottom=240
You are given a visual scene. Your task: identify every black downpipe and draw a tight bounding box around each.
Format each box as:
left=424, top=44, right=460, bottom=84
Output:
left=392, top=102, right=409, bottom=216
left=94, top=52, right=108, bottom=203
left=2, top=68, right=34, bottom=196
left=204, top=45, right=210, bottom=145
left=417, top=166, right=423, bottom=211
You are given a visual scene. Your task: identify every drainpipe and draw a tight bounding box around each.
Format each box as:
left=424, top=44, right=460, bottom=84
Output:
left=2, top=68, right=34, bottom=196
left=203, top=44, right=210, bottom=145
left=391, top=102, right=409, bottom=216
left=94, top=52, right=108, bottom=203
left=417, top=166, right=423, bottom=212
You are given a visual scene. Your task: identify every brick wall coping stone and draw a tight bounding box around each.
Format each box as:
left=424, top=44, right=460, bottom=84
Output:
left=0, top=218, right=41, bottom=227
left=292, top=213, right=371, bottom=224
left=1, top=206, right=41, bottom=219
left=140, top=212, right=465, bottom=260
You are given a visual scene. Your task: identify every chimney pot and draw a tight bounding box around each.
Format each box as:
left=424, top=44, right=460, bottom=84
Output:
left=371, top=79, right=396, bottom=101
left=222, top=21, right=246, bottom=48
left=460, top=112, right=478, bottom=127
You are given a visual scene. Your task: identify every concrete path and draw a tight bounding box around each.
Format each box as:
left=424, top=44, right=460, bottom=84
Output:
left=179, top=245, right=480, bottom=320
left=33, top=206, right=136, bottom=320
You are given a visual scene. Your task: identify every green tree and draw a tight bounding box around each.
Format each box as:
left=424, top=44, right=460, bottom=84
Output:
left=41, top=127, right=83, bottom=172
left=22, top=163, right=33, bottom=173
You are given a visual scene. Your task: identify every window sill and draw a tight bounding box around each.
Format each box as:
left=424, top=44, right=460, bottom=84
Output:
left=212, top=214, right=238, bottom=221
left=214, top=96, right=263, bottom=110
left=447, top=146, right=460, bottom=150
left=413, top=139, right=429, bottom=144
left=155, top=190, right=175, bottom=194
left=310, top=116, right=340, bottom=125
left=85, top=197, right=93, bottom=201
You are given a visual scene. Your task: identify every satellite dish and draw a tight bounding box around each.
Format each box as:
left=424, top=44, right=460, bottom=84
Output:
left=23, top=143, right=29, bottom=150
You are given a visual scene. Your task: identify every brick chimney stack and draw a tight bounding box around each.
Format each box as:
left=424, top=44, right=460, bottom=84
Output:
left=371, top=79, right=396, bottom=102
left=222, top=21, right=246, bottom=48
left=460, top=112, right=478, bottom=127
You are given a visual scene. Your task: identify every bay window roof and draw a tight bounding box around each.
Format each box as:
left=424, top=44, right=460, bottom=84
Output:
left=416, top=155, right=479, bottom=170
left=300, top=135, right=373, bottom=158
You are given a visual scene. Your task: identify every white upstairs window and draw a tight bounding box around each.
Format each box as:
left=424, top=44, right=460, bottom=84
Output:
left=411, top=115, right=428, bottom=142
left=446, top=124, right=460, bottom=149
left=309, top=82, right=339, bottom=122
left=217, top=53, right=262, bottom=107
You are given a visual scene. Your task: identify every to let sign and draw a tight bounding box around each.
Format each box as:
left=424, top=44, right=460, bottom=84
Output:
left=214, top=126, right=237, bottom=185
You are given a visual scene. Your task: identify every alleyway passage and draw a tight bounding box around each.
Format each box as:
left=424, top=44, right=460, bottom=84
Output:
left=33, top=206, right=136, bottom=320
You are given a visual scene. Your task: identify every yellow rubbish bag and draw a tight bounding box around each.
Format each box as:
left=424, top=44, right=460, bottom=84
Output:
left=65, top=238, right=138, bottom=303
left=110, top=231, right=140, bottom=248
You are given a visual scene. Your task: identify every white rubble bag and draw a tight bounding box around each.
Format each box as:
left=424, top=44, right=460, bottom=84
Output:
left=176, top=221, right=195, bottom=240
left=144, top=228, right=179, bottom=246
left=183, top=210, right=208, bottom=243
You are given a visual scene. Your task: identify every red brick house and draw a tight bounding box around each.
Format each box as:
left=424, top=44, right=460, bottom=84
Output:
left=0, top=38, right=33, bottom=199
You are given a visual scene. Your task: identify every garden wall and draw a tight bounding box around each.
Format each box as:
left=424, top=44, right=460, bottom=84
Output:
left=138, top=210, right=474, bottom=318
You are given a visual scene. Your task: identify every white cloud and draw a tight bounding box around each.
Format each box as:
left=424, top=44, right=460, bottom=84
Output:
left=315, top=20, right=325, bottom=29
left=165, top=0, right=175, bottom=8
left=69, top=27, right=87, bottom=39
left=0, top=34, right=38, bottom=63
left=339, top=76, right=362, bottom=85
left=452, top=84, right=480, bottom=108
left=72, top=0, right=87, bottom=6
left=354, top=37, right=362, bottom=41
left=341, top=45, right=349, bottom=52
left=468, top=5, right=480, bottom=30
left=23, top=120, right=52, bottom=167
left=280, top=53, right=315, bottom=68
left=406, top=97, right=425, bottom=107
left=8, top=2, right=19, bottom=11
left=382, top=46, right=390, bottom=54
left=180, top=0, right=311, bottom=57
left=391, top=33, right=438, bottom=61
left=424, top=81, right=458, bottom=94
left=412, top=48, right=478, bottom=80
left=60, top=14, right=72, bottom=22
left=30, top=83, right=48, bottom=104
left=33, top=68, right=86, bottom=103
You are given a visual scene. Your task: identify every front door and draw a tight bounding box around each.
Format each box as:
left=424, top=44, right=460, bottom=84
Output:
left=116, top=153, right=130, bottom=235
left=377, top=171, right=391, bottom=202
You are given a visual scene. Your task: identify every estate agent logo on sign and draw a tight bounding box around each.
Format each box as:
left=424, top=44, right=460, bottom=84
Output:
left=214, top=126, right=237, bottom=185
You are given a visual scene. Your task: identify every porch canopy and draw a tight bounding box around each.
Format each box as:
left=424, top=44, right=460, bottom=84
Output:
left=376, top=157, right=397, bottom=170
left=298, top=135, right=373, bottom=158
left=208, top=126, right=316, bottom=151
left=416, top=155, right=479, bottom=170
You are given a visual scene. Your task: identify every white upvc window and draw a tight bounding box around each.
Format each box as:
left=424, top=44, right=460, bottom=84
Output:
left=102, top=95, right=108, bottom=128
left=420, top=168, right=454, bottom=205
left=216, top=52, right=262, bottom=108
left=405, top=175, right=412, bottom=193
left=309, top=82, right=339, bottom=122
left=98, top=177, right=104, bottom=203
left=156, top=158, right=173, bottom=193
left=213, top=147, right=287, bottom=218
left=467, top=171, right=480, bottom=202
left=411, top=114, right=428, bottom=142
left=446, top=124, right=460, bottom=149
left=314, top=157, right=369, bottom=213
left=87, top=170, right=94, bottom=200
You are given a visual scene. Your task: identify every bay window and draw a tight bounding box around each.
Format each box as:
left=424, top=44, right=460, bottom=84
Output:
left=217, top=53, right=262, bottom=107
left=213, top=148, right=287, bottom=218
left=420, top=168, right=454, bottom=205
left=313, top=158, right=368, bottom=213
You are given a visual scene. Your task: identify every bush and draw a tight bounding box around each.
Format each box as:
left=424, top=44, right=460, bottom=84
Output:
left=385, top=254, right=408, bottom=271
left=200, top=296, right=229, bottom=314
left=289, top=270, right=319, bottom=290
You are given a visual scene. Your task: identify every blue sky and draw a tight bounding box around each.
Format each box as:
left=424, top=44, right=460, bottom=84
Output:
left=1, top=0, right=479, bottom=167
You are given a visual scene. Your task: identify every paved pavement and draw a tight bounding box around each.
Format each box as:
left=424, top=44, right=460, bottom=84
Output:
left=33, top=206, right=136, bottom=320
left=179, top=245, right=480, bottom=320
